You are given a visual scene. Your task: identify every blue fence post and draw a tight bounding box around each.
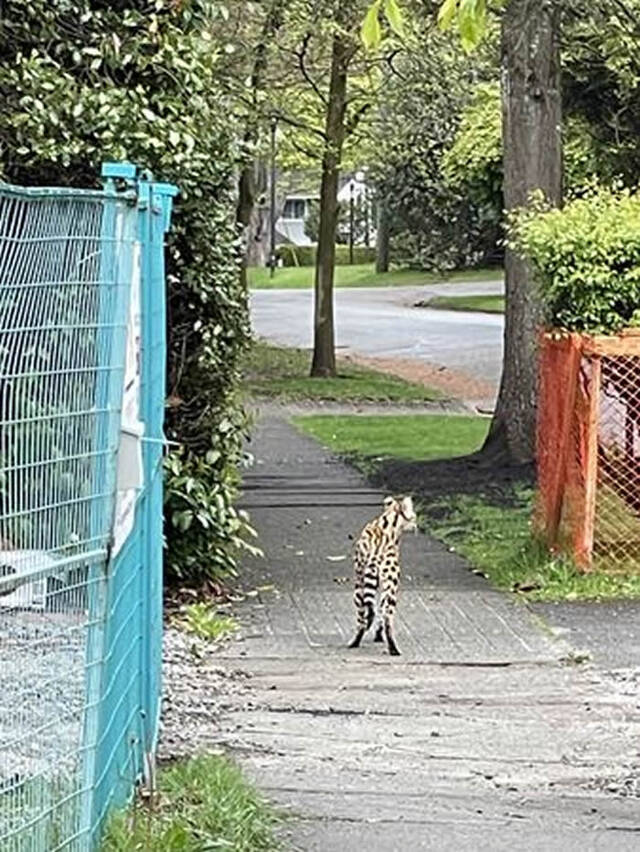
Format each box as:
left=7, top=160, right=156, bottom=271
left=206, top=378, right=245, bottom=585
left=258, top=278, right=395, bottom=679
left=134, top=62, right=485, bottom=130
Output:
left=82, top=164, right=136, bottom=845
left=136, top=171, right=177, bottom=772
left=147, top=180, right=178, bottom=744
left=85, top=162, right=176, bottom=843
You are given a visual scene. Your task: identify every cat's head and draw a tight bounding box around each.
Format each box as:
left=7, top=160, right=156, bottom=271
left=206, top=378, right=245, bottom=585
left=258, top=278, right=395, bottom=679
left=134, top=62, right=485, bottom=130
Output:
left=383, top=495, right=417, bottom=532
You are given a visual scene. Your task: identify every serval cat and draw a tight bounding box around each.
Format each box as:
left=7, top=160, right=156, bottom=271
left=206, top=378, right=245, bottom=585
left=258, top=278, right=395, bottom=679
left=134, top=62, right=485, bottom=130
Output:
left=348, top=495, right=417, bottom=656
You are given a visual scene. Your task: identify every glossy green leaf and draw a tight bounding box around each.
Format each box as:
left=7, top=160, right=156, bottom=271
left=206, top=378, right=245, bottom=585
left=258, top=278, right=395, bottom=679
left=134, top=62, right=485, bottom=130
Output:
left=361, top=0, right=383, bottom=50
left=437, top=0, right=457, bottom=30
left=458, top=0, right=486, bottom=53
left=384, top=0, right=405, bottom=37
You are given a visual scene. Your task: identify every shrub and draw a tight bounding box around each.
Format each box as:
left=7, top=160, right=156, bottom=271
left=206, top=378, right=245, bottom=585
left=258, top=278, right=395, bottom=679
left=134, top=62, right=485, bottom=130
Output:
left=0, top=0, right=255, bottom=586
left=276, top=245, right=316, bottom=267
left=440, top=84, right=605, bottom=276
left=444, top=84, right=605, bottom=205
left=336, top=246, right=377, bottom=265
left=509, top=185, right=640, bottom=333
left=276, top=244, right=376, bottom=267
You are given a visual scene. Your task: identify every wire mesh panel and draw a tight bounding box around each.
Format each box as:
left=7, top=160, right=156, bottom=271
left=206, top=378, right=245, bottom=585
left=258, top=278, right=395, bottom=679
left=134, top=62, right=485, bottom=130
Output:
left=596, top=354, right=640, bottom=565
left=0, top=165, right=176, bottom=850
left=537, top=330, right=640, bottom=571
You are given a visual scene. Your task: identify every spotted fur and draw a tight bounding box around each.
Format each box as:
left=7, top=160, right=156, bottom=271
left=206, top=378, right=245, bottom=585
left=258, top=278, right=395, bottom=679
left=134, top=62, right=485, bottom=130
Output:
left=348, top=495, right=417, bottom=656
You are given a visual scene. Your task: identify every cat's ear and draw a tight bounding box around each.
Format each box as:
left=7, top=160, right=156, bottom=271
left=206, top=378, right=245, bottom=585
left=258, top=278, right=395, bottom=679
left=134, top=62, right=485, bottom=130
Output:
left=383, top=496, right=395, bottom=508
left=402, top=496, right=414, bottom=514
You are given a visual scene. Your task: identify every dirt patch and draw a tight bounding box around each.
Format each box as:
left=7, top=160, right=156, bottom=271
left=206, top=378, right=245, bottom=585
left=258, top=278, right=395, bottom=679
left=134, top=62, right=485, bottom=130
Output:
left=369, top=452, right=534, bottom=513
left=342, top=353, right=497, bottom=411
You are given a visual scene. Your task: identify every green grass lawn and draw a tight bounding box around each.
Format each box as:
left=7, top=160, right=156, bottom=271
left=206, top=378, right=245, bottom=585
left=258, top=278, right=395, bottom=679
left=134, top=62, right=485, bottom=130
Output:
left=294, top=412, right=640, bottom=601
left=102, top=754, right=279, bottom=851
left=249, top=263, right=503, bottom=290
left=425, top=294, right=505, bottom=314
left=428, top=490, right=640, bottom=602
left=293, top=413, right=489, bottom=460
left=244, top=341, right=443, bottom=403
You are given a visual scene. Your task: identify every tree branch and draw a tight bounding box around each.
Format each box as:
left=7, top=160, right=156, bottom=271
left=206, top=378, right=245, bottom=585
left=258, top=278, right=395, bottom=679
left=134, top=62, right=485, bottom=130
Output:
left=345, top=102, right=372, bottom=137
left=296, top=32, right=328, bottom=104
left=274, top=111, right=328, bottom=141
left=289, top=137, right=322, bottom=162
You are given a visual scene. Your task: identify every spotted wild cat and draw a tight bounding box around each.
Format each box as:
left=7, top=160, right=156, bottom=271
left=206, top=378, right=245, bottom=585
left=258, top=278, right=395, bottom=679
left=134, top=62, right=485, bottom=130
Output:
left=348, top=495, right=417, bottom=656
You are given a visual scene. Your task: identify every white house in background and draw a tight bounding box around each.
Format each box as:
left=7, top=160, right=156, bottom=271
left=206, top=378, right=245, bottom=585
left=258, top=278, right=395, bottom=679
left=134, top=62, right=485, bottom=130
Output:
left=337, top=175, right=367, bottom=205
left=275, top=173, right=369, bottom=248
left=275, top=192, right=317, bottom=246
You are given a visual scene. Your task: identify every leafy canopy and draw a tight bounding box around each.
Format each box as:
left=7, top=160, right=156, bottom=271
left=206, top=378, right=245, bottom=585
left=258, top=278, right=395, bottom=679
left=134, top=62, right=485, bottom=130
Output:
left=362, top=0, right=488, bottom=51
left=437, top=0, right=487, bottom=53
left=361, top=0, right=406, bottom=48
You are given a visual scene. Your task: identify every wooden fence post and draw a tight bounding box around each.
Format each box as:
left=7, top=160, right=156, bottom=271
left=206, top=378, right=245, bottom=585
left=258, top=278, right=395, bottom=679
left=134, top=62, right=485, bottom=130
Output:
left=575, top=354, right=601, bottom=570
left=545, top=335, right=580, bottom=547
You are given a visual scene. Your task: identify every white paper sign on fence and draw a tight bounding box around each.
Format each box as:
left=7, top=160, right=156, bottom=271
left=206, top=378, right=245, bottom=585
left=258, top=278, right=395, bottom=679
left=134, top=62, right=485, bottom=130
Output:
left=113, top=239, right=144, bottom=556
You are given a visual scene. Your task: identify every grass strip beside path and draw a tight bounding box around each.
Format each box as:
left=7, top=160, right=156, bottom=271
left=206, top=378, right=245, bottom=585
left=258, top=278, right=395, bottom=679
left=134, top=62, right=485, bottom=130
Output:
left=428, top=491, right=640, bottom=601
left=293, top=413, right=640, bottom=602
left=244, top=342, right=443, bottom=403
left=102, top=754, right=279, bottom=851
left=424, top=294, right=505, bottom=314
left=293, top=414, right=488, bottom=461
left=249, top=264, right=503, bottom=290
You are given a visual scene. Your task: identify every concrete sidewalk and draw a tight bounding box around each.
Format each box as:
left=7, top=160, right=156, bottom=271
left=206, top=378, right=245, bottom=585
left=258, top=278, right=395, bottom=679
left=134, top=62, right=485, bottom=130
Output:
left=214, top=414, right=640, bottom=851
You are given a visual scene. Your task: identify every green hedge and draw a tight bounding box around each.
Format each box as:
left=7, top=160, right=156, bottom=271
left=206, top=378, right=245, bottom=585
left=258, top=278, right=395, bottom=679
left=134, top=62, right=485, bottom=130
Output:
left=0, top=0, right=255, bottom=586
left=276, top=244, right=377, bottom=267
left=509, top=186, right=640, bottom=334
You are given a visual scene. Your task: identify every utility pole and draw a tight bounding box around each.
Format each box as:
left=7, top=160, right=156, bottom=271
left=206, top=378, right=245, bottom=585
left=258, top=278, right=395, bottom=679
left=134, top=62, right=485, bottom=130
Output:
left=361, top=169, right=369, bottom=247
left=269, top=115, right=277, bottom=277
left=349, top=177, right=355, bottom=265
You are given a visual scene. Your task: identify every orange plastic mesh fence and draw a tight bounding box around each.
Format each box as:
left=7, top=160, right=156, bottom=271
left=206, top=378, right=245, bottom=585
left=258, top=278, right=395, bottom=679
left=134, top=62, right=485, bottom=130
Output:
left=537, top=331, right=640, bottom=571
left=535, top=332, right=581, bottom=546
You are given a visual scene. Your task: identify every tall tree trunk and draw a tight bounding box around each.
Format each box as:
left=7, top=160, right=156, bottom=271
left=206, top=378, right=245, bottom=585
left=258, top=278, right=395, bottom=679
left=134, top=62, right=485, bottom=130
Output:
left=236, top=164, right=257, bottom=291
left=310, top=33, right=349, bottom=378
left=483, top=0, right=562, bottom=464
left=236, top=1, right=284, bottom=289
left=375, top=196, right=390, bottom=273
left=245, top=160, right=269, bottom=268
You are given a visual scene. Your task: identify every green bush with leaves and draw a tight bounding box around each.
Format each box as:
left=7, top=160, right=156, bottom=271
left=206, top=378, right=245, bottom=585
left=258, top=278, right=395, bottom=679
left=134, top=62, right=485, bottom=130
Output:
left=443, top=84, right=603, bottom=197
left=337, top=245, right=377, bottom=264
left=276, top=244, right=376, bottom=267
left=509, top=186, right=640, bottom=333
left=275, top=245, right=316, bottom=267
left=563, top=117, right=605, bottom=190
left=0, top=0, right=255, bottom=585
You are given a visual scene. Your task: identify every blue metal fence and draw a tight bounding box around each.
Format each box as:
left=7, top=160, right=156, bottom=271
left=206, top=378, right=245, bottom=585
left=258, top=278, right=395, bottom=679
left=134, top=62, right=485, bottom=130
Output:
left=0, top=163, right=177, bottom=849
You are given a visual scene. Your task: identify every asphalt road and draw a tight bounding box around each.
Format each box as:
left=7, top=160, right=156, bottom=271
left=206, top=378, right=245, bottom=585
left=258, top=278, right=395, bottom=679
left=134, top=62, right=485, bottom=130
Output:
left=250, top=281, right=504, bottom=392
